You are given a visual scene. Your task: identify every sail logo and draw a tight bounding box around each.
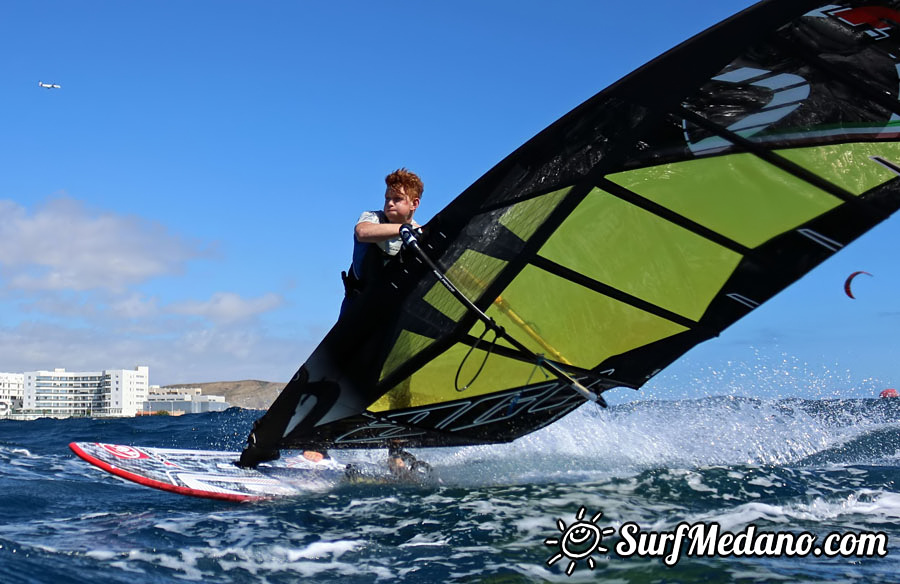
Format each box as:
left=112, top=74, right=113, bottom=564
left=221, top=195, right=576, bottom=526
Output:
left=823, top=6, right=900, bottom=40
left=684, top=67, right=810, bottom=155
left=100, top=443, right=149, bottom=460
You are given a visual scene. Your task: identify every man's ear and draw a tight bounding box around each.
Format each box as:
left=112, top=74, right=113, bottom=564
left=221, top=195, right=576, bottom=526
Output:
left=410, top=197, right=420, bottom=212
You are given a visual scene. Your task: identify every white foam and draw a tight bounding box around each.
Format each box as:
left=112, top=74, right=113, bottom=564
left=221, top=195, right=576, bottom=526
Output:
left=88, top=541, right=398, bottom=582
left=346, top=496, right=400, bottom=510
left=285, top=540, right=363, bottom=560
left=422, top=394, right=900, bottom=488
left=398, top=533, right=450, bottom=548
left=686, top=474, right=717, bottom=493
left=126, top=549, right=206, bottom=581
left=85, top=550, right=118, bottom=560
left=747, top=476, right=778, bottom=488
left=687, top=488, right=900, bottom=531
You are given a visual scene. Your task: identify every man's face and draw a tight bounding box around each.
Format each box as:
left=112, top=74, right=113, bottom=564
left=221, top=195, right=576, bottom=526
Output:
left=383, top=186, right=419, bottom=223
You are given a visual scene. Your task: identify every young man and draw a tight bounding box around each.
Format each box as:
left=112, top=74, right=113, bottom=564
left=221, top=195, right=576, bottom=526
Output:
left=340, top=169, right=427, bottom=477
left=341, top=168, right=424, bottom=314
left=239, top=171, right=429, bottom=474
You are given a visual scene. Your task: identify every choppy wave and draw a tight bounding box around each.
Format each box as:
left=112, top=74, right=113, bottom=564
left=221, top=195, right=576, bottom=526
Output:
left=1, top=396, right=898, bottom=583
left=425, top=396, right=900, bottom=483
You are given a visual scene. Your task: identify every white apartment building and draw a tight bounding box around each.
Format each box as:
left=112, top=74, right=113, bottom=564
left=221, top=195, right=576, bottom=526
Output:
left=143, top=385, right=229, bottom=415
left=23, top=366, right=149, bottom=417
left=0, top=372, right=25, bottom=415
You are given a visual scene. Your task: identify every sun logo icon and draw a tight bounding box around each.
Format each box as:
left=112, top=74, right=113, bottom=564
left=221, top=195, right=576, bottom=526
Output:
left=545, top=506, right=616, bottom=575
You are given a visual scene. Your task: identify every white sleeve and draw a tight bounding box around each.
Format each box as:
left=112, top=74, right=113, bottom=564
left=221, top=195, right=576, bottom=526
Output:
left=357, top=210, right=383, bottom=225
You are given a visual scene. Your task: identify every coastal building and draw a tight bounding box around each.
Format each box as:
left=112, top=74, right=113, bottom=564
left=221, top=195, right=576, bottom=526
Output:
left=22, top=366, right=149, bottom=418
left=142, top=385, right=230, bottom=415
left=0, top=372, right=25, bottom=416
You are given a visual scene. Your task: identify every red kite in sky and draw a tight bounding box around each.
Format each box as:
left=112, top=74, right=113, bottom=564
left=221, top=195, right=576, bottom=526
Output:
left=844, top=271, right=872, bottom=299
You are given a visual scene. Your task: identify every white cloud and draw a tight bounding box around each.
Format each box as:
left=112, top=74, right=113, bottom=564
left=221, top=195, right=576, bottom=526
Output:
left=108, top=292, right=161, bottom=320
left=169, top=291, right=283, bottom=324
left=0, top=197, right=211, bottom=292
left=0, top=320, right=316, bottom=386
left=16, top=290, right=160, bottom=321
left=0, top=197, right=306, bottom=385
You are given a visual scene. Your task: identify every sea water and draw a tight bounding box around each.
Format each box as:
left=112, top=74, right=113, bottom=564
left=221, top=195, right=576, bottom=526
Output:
left=1, top=396, right=898, bottom=583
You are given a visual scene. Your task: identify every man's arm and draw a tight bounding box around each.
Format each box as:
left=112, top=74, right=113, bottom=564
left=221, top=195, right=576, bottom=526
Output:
left=355, top=221, right=403, bottom=243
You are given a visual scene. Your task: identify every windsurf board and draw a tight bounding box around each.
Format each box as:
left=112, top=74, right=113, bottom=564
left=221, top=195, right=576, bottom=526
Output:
left=69, top=442, right=401, bottom=502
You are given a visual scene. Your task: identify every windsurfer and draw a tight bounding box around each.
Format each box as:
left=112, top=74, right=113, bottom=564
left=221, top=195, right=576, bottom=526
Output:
left=341, top=169, right=428, bottom=476
left=300, top=170, right=426, bottom=470
left=239, top=170, right=427, bottom=472
left=340, top=168, right=424, bottom=315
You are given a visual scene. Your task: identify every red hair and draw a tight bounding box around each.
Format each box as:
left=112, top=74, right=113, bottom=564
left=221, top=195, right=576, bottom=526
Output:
left=385, top=168, right=424, bottom=200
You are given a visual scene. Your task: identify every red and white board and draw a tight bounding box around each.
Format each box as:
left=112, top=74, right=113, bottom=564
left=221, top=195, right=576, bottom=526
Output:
left=70, top=442, right=348, bottom=502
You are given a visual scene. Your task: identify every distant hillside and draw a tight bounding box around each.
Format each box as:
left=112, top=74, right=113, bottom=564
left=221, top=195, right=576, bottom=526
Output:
left=164, top=380, right=284, bottom=410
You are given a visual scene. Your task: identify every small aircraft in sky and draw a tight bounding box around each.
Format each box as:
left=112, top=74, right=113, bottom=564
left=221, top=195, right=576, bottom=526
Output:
left=38, top=81, right=61, bottom=89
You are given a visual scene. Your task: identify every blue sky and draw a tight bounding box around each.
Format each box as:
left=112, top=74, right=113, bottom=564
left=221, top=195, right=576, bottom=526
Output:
left=1, top=1, right=897, bottom=401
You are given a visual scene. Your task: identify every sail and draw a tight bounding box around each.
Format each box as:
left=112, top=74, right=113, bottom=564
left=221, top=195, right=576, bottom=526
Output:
left=245, top=0, right=900, bottom=456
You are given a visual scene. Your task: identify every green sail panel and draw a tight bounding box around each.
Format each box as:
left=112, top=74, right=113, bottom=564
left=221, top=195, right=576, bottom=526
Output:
left=423, top=250, right=508, bottom=322
left=376, top=259, right=692, bottom=411
left=485, top=265, right=688, bottom=370
left=379, top=329, right=436, bottom=383
left=539, top=187, right=742, bottom=322
left=499, top=187, right=572, bottom=241
left=776, top=142, right=900, bottom=196
left=607, top=153, right=843, bottom=248
left=370, top=345, right=542, bottom=412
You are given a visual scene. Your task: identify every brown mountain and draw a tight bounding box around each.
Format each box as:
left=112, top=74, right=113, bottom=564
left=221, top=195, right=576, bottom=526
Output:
left=163, top=380, right=284, bottom=410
